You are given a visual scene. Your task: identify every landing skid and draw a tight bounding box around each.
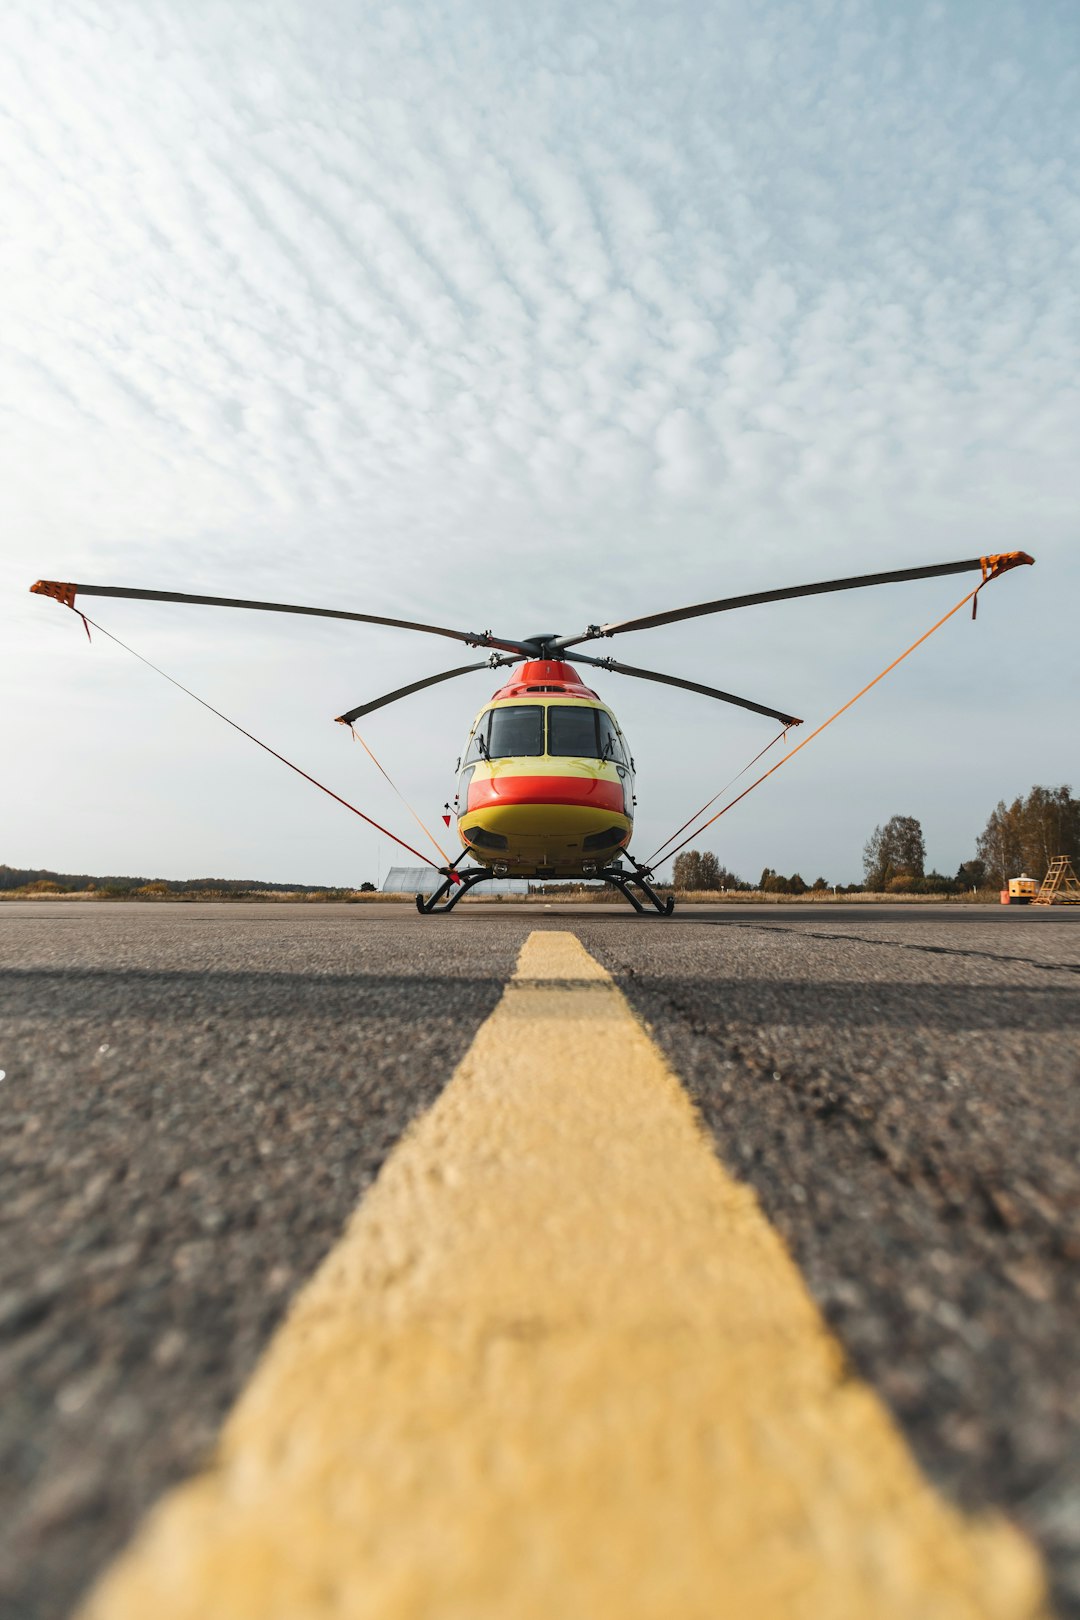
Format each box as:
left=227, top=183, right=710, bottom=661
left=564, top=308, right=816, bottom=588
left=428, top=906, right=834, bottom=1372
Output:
left=414, top=853, right=675, bottom=916
left=600, top=857, right=676, bottom=915
left=415, top=857, right=493, bottom=914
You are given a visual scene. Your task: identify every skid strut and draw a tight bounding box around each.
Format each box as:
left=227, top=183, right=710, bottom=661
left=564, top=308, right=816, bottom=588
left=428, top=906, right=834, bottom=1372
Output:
left=601, top=855, right=675, bottom=916
left=415, top=856, right=492, bottom=914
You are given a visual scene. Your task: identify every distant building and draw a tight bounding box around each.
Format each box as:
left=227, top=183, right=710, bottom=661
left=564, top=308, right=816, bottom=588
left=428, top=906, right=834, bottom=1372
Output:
left=381, top=866, right=529, bottom=896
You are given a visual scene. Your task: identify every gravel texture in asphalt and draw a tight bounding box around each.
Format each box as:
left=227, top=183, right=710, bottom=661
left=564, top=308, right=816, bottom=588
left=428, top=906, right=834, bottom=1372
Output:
left=1, top=904, right=518, bottom=1620
left=574, top=906, right=1080, bottom=1617
left=2, top=901, right=1079, bottom=1618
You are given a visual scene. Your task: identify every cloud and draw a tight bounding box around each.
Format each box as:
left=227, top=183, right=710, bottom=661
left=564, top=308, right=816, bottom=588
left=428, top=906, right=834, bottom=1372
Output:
left=2, top=0, right=1078, bottom=882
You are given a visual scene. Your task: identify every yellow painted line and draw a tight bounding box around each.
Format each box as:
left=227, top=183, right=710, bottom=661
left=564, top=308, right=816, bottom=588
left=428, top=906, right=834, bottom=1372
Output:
left=82, top=932, right=1048, bottom=1620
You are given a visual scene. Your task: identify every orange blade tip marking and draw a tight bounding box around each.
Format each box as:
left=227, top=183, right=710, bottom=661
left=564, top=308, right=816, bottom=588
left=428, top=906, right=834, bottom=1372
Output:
left=981, top=551, right=1035, bottom=579
left=31, top=580, right=77, bottom=608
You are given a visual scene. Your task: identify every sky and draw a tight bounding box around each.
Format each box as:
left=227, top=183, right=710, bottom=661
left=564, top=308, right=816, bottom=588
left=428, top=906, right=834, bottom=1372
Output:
left=3, top=0, right=1078, bottom=887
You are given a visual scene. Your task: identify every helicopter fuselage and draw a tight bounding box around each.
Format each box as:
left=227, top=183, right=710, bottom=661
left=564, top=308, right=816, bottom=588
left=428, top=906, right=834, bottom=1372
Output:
left=455, top=661, right=634, bottom=878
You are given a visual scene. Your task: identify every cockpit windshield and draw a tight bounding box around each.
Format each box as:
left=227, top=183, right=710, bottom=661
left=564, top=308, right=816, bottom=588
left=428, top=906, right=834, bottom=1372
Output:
left=486, top=705, right=544, bottom=758
left=464, top=703, right=627, bottom=764
left=548, top=706, right=600, bottom=757
left=548, top=706, right=626, bottom=762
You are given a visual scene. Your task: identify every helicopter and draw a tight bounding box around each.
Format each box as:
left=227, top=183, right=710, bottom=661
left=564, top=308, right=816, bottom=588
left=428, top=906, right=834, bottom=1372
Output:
left=31, top=550, right=1031, bottom=915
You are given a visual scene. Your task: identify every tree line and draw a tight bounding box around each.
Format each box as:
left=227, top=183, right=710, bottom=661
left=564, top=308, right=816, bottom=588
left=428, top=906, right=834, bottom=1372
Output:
left=0, top=864, right=333, bottom=895
left=973, top=785, right=1079, bottom=886
left=864, top=785, right=1077, bottom=891
left=672, top=851, right=832, bottom=894
left=670, top=783, right=1077, bottom=894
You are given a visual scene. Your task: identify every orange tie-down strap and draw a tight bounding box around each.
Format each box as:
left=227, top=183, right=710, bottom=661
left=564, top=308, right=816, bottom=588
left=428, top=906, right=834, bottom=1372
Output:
left=656, top=553, right=1035, bottom=869
left=26, top=595, right=450, bottom=873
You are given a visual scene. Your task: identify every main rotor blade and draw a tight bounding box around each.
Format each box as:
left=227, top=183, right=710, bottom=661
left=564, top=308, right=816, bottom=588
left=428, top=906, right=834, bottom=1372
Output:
left=591, top=657, right=802, bottom=727
left=336, top=660, right=502, bottom=726
left=558, top=555, right=1025, bottom=645
left=30, top=581, right=530, bottom=657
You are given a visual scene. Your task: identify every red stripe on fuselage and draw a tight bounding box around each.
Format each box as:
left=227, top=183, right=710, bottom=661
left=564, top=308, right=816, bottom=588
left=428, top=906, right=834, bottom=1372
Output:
left=468, top=775, right=625, bottom=812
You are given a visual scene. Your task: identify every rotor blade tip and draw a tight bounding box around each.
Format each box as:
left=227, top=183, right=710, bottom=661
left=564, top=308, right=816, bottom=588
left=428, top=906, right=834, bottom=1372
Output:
left=31, top=580, right=77, bottom=608
left=986, top=550, right=1035, bottom=576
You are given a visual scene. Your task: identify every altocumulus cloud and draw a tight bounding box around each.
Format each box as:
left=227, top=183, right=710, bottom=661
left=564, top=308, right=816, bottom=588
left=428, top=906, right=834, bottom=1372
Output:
left=2, top=0, right=1078, bottom=883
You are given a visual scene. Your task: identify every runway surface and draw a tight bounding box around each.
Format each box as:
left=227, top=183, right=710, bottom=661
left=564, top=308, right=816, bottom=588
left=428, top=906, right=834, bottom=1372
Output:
left=2, top=901, right=1079, bottom=1617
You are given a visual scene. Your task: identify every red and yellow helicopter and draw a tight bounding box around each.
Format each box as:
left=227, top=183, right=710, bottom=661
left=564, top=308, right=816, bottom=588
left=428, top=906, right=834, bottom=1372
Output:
left=31, top=551, right=1031, bottom=914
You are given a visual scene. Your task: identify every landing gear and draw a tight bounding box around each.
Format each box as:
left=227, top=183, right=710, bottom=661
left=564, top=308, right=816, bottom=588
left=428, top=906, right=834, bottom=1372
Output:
left=414, top=854, right=492, bottom=914
left=601, top=855, right=675, bottom=916
left=413, top=852, right=675, bottom=915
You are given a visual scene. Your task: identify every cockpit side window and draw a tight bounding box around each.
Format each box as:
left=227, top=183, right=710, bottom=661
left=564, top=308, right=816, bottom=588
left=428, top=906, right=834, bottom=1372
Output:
left=487, top=705, right=544, bottom=759
left=464, top=713, right=490, bottom=764
left=597, top=711, right=625, bottom=764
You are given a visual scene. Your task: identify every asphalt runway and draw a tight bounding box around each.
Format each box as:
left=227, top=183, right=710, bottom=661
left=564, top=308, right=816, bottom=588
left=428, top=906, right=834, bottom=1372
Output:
left=2, top=900, right=1079, bottom=1618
